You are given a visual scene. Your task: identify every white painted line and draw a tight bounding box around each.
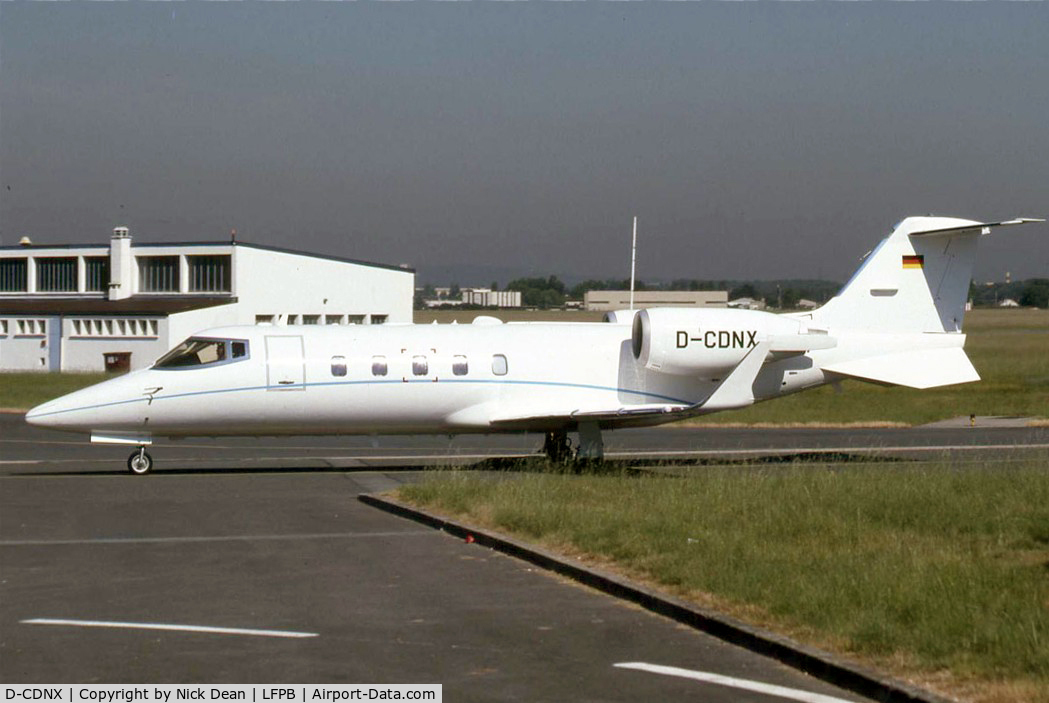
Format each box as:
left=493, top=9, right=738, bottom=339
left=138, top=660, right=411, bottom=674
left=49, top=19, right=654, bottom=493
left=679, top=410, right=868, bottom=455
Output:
left=22, top=618, right=317, bottom=639
left=615, top=662, right=856, bottom=703
left=0, top=530, right=432, bottom=547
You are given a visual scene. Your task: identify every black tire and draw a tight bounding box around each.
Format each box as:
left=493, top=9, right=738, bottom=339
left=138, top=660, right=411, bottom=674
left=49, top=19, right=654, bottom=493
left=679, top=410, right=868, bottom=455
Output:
left=127, top=450, right=154, bottom=475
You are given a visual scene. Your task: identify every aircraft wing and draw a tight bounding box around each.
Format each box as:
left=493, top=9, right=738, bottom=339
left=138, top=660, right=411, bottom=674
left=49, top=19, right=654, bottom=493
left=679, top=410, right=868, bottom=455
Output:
left=488, top=339, right=774, bottom=431
left=488, top=403, right=693, bottom=431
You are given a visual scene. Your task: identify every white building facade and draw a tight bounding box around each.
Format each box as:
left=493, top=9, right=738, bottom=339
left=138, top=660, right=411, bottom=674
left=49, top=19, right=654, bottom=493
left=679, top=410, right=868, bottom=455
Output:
left=461, top=288, right=522, bottom=308
left=1, top=228, right=413, bottom=372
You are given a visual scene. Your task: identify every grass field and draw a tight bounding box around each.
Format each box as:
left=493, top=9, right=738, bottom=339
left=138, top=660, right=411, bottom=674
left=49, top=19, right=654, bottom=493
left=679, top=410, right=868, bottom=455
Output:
left=0, top=371, right=112, bottom=411
left=399, top=460, right=1049, bottom=703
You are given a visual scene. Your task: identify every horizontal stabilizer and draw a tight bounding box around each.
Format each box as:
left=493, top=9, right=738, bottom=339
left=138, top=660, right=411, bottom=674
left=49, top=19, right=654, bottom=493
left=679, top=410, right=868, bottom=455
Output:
left=822, top=347, right=979, bottom=389
left=909, top=217, right=1044, bottom=238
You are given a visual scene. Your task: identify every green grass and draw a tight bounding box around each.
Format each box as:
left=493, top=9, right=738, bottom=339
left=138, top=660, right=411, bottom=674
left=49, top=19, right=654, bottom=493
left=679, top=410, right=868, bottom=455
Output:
left=399, top=461, right=1049, bottom=701
left=0, top=372, right=112, bottom=410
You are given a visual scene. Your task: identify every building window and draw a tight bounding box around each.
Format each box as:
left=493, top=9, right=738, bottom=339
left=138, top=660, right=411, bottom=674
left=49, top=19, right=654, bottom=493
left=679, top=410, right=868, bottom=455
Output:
left=36, top=257, right=78, bottom=292
left=371, top=314, right=388, bottom=325
left=372, top=356, right=388, bottom=376
left=492, top=354, right=508, bottom=376
left=0, top=259, right=28, bottom=292
left=138, top=256, right=180, bottom=292
left=188, top=255, right=231, bottom=292
left=16, top=319, right=46, bottom=336
left=331, top=355, right=347, bottom=377
left=452, top=355, right=468, bottom=376
left=85, top=258, right=109, bottom=292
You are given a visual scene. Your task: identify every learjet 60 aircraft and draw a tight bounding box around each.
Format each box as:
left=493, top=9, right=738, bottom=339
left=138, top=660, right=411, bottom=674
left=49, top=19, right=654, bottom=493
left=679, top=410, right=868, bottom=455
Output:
left=26, top=216, right=1043, bottom=474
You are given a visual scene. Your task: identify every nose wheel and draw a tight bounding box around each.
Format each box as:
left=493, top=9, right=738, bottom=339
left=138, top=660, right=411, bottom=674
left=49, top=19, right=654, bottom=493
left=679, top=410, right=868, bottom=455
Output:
left=127, top=447, right=154, bottom=475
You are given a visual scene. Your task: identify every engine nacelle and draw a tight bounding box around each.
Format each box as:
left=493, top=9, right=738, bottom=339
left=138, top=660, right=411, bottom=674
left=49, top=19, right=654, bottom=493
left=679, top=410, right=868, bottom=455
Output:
left=602, top=309, right=638, bottom=324
left=632, top=307, right=806, bottom=377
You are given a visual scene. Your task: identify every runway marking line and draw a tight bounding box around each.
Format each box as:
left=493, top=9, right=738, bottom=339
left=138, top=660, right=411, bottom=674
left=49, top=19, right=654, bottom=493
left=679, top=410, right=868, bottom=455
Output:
left=615, top=662, right=856, bottom=703
left=22, top=618, right=317, bottom=639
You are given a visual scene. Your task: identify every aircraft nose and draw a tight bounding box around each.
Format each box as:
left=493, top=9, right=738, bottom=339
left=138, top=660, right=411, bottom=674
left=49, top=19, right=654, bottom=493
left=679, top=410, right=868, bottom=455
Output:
left=25, top=397, right=75, bottom=429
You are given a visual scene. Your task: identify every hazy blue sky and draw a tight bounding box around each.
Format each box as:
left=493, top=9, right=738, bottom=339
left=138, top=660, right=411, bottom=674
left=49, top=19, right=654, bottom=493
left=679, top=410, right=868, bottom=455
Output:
left=1, top=2, right=1047, bottom=285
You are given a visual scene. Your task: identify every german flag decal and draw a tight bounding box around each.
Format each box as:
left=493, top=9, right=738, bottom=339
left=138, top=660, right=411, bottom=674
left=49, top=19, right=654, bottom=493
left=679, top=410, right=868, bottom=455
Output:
left=902, top=254, right=924, bottom=269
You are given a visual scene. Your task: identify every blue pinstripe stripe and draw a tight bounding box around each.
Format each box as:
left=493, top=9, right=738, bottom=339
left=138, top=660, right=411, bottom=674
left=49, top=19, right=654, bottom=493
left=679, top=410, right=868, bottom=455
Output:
left=29, top=378, right=693, bottom=419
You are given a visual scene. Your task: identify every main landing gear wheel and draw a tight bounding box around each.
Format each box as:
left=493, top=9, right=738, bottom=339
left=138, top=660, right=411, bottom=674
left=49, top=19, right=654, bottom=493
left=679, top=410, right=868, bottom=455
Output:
left=127, top=448, right=154, bottom=475
left=542, top=430, right=573, bottom=463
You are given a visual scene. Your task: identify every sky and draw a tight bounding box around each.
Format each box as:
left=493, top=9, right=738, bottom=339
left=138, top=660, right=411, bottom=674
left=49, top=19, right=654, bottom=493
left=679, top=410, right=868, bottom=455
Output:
left=1, top=2, right=1047, bottom=286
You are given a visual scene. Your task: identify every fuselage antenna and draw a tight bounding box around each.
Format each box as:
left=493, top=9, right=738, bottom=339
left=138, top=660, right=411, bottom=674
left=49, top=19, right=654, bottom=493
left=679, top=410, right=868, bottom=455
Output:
left=629, top=216, right=638, bottom=312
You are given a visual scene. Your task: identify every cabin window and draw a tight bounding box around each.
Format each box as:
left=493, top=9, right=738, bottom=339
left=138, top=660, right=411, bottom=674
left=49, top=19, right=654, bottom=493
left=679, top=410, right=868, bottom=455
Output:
left=452, top=355, right=468, bottom=376
left=303, top=315, right=321, bottom=325
left=154, top=337, right=250, bottom=369
left=371, top=314, right=388, bottom=325
left=412, top=356, right=428, bottom=376
left=492, top=354, right=508, bottom=376
left=372, top=356, right=388, bottom=376
left=331, top=355, right=347, bottom=377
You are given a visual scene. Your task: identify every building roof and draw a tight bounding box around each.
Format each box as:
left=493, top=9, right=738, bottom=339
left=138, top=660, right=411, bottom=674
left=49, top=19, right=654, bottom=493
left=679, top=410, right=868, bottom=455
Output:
left=0, top=240, right=414, bottom=274
left=0, top=296, right=237, bottom=316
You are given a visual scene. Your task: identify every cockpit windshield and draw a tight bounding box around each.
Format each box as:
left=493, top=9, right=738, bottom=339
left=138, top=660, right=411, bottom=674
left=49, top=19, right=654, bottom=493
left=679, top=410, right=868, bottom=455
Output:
left=154, top=337, right=249, bottom=369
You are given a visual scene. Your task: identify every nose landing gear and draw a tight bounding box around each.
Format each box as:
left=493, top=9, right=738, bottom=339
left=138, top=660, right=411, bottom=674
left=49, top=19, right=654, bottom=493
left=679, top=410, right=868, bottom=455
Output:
left=127, top=447, right=154, bottom=475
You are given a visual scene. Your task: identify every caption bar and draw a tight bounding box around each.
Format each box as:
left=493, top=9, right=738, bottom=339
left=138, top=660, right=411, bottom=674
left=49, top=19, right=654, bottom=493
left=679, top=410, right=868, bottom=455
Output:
left=3, top=687, right=441, bottom=703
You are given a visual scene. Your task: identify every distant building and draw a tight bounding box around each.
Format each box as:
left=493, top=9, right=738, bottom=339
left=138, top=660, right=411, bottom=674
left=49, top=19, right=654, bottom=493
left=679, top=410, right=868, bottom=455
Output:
left=1, top=227, right=413, bottom=372
left=998, top=298, right=1020, bottom=308
left=461, top=288, right=521, bottom=308
left=727, top=297, right=767, bottom=311
left=584, top=290, right=727, bottom=312
left=797, top=299, right=821, bottom=310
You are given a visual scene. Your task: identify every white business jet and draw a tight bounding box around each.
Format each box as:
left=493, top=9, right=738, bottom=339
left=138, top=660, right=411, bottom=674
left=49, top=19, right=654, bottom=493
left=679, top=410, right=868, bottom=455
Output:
left=25, top=216, right=1043, bottom=474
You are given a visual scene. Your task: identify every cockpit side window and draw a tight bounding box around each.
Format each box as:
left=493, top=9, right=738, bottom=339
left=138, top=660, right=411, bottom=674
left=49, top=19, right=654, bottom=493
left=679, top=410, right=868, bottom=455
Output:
left=154, top=337, right=250, bottom=369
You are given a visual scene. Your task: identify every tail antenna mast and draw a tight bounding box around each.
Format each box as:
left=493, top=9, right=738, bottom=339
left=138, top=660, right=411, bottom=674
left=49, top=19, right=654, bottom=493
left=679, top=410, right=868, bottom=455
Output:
left=629, top=216, right=638, bottom=311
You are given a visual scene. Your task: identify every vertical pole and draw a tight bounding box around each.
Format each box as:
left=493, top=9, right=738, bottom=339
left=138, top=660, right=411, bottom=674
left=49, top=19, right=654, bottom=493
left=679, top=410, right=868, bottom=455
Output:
left=629, top=216, right=637, bottom=311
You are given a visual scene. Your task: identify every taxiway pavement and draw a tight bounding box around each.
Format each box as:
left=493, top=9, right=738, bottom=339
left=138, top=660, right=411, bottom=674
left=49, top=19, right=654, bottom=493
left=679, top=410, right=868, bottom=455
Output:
left=2, top=414, right=1044, bottom=698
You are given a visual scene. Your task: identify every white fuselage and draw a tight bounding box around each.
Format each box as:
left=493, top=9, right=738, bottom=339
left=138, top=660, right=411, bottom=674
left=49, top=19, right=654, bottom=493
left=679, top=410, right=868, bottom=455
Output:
left=25, top=314, right=838, bottom=440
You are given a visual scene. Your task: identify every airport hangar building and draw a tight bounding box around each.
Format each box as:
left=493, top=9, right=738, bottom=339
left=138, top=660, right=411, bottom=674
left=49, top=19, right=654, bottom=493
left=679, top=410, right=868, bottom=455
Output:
left=0, top=228, right=414, bottom=373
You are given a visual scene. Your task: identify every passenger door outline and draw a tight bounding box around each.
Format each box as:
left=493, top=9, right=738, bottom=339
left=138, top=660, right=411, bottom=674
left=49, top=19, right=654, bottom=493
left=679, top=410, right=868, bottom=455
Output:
left=265, top=335, right=305, bottom=390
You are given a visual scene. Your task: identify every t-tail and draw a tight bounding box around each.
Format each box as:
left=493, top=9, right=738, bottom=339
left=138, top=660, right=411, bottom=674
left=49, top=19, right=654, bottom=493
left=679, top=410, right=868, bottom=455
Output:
left=806, top=216, right=1043, bottom=389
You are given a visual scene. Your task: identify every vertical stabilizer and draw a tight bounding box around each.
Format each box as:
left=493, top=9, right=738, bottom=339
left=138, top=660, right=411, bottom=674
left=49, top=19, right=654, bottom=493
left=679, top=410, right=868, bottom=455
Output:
left=811, top=217, right=1040, bottom=333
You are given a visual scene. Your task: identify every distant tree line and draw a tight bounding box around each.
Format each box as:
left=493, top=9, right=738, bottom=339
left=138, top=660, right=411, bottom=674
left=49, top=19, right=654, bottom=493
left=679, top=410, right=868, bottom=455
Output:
left=418, top=276, right=1049, bottom=310
left=969, top=279, right=1049, bottom=308
left=420, top=276, right=844, bottom=309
